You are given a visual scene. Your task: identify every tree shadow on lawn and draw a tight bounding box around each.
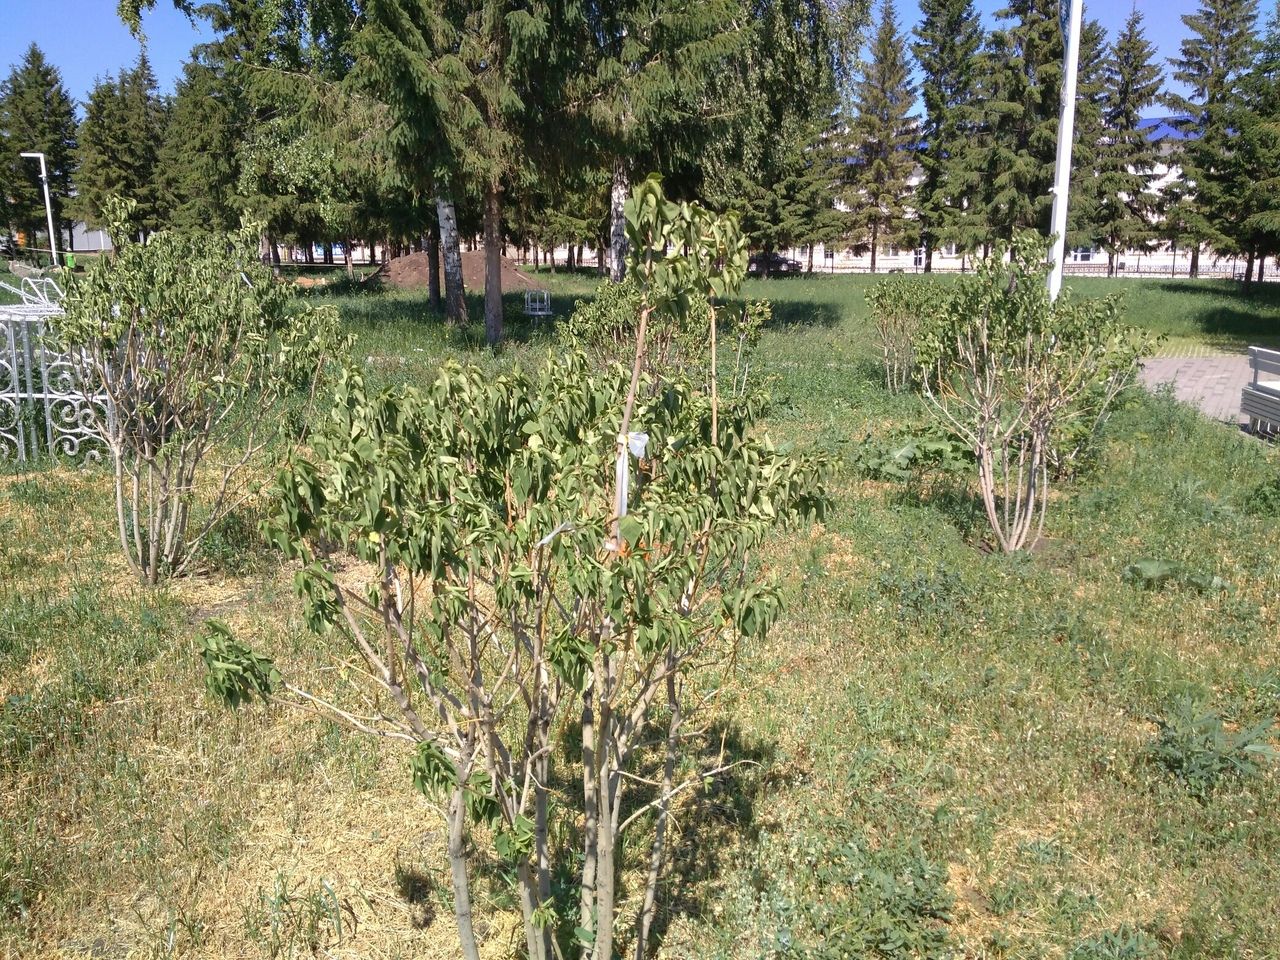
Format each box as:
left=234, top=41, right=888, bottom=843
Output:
left=640, top=719, right=779, bottom=953
left=1144, top=280, right=1280, bottom=351
left=762, top=296, right=844, bottom=329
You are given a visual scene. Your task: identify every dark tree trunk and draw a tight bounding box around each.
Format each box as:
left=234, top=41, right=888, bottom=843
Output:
left=304, top=243, right=315, bottom=265
left=924, top=238, right=934, bottom=274
left=1244, top=249, right=1255, bottom=290
left=428, top=220, right=442, bottom=311
left=483, top=185, right=503, bottom=348
left=324, top=242, right=334, bottom=265
left=1259, top=257, right=1267, bottom=283
left=807, top=244, right=814, bottom=274
left=343, top=238, right=354, bottom=278
left=1108, top=251, right=1116, bottom=278
left=577, top=242, right=584, bottom=270
left=869, top=223, right=879, bottom=274
left=1189, top=246, right=1199, bottom=279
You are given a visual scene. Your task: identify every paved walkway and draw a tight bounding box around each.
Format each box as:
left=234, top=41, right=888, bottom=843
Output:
left=1139, top=354, right=1250, bottom=425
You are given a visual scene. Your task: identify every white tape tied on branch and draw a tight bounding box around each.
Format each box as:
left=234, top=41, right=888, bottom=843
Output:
left=614, top=431, right=649, bottom=521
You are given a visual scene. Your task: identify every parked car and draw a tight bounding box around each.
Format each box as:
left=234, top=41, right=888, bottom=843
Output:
left=747, top=251, right=802, bottom=275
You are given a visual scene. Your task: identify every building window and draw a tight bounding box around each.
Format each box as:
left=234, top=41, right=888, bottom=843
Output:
left=1070, top=246, right=1096, bottom=263
left=941, top=243, right=957, bottom=257
left=913, top=248, right=924, bottom=268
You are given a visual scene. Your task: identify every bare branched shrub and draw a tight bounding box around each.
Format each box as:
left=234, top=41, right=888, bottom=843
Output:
left=58, top=204, right=341, bottom=583
left=916, top=235, right=1151, bottom=552
left=866, top=275, right=940, bottom=392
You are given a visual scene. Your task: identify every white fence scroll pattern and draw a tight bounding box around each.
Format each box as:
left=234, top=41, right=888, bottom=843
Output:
left=0, top=304, right=110, bottom=462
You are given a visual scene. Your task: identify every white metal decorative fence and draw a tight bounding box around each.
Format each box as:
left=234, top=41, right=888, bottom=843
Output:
left=0, top=303, right=110, bottom=462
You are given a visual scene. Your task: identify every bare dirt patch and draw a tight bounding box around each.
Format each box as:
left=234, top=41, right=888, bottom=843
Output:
left=375, top=249, right=539, bottom=292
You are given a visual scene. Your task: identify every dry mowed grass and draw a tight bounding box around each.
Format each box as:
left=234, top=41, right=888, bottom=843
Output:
left=2, top=273, right=1278, bottom=959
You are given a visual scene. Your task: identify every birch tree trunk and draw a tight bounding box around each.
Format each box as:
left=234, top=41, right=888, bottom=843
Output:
left=437, top=191, right=467, bottom=325
left=483, top=185, right=503, bottom=347
left=608, top=161, right=629, bottom=282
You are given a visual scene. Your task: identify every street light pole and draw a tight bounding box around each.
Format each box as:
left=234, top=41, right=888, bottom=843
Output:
left=19, top=151, right=59, bottom=268
left=1047, top=0, right=1082, bottom=301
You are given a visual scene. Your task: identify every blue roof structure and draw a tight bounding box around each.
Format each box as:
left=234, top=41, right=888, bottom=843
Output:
left=1138, top=116, right=1198, bottom=142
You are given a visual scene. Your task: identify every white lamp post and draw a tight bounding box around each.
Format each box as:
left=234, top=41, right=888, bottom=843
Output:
left=1047, top=0, right=1082, bottom=301
left=19, top=151, right=59, bottom=268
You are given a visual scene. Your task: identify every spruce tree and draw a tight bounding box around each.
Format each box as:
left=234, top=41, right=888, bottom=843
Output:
left=703, top=0, right=858, bottom=274
left=976, top=0, right=1062, bottom=243
left=355, top=0, right=563, bottom=345
left=576, top=0, right=750, bottom=280
left=1091, top=10, right=1163, bottom=275
left=0, top=44, right=77, bottom=256
left=912, top=0, right=984, bottom=269
left=158, top=61, right=245, bottom=233
left=74, top=53, right=170, bottom=237
left=843, top=0, right=915, bottom=274
left=1230, top=0, right=1280, bottom=283
left=1065, top=19, right=1109, bottom=254
left=1165, top=0, right=1260, bottom=276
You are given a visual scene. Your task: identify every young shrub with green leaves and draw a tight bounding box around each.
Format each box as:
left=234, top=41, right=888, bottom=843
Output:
left=202, top=179, right=824, bottom=960
left=915, top=235, right=1151, bottom=552
left=561, top=275, right=770, bottom=397
left=57, top=199, right=342, bottom=583
left=865, top=275, right=941, bottom=393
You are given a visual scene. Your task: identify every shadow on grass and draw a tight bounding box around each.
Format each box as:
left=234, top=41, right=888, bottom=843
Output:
left=643, top=720, right=778, bottom=953
left=1145, top=280, right=1280, bottom=348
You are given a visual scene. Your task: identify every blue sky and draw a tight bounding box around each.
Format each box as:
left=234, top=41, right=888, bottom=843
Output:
left=0, top=0, right=1204, bottom=111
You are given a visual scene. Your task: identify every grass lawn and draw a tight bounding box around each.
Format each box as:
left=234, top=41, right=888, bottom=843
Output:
left=2, top=271, right=1278, bottom=958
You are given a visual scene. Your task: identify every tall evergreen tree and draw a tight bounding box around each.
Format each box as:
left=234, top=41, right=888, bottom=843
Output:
left=73, top=53, right=170, bottom=236
left=1064, top=18, right=1109, bottom=254
left=703, top=0, right=861, bottom=274
left=1165, top=0, right=1260, bottom=276
left=575, top=0, right=752, bottom=280
left=158, top=60, right=245, bottom=233
left=356, top=0, right=562, bottom=345
left=0, top=44, right=77, bottom=255
left=843, top=0, right=915, bottom=274
left=976, top=0, right=1062, bottom=244
left=912, top=0, right=983, bottom=269
left=1227, top=0, right=1280, bottom=283
left=1090, top=11, right=1163, bottom=276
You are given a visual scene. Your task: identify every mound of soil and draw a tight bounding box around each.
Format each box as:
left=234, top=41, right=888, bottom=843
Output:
left=377, top=248, right=539, bottom=292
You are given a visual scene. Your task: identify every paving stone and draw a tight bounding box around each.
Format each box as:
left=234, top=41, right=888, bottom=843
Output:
left=1138, top=355, right=1252, bottom=425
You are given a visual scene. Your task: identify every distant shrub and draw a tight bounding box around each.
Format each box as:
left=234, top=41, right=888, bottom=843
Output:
left=58, top=199, right=343, bottom=583
left=865, top=276, right=940, bottom=393
left=562, top=276, right=768, bottom=396
left=1149, top=695, right=1277, bottom=797
left=562, top=275, right=702, bottom=376
left=916, top=234, right=1151, bottom=552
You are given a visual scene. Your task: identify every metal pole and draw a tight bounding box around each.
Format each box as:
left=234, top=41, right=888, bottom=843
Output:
left=19, top=152, right=59, bottom=268
left=1047, top=0, right=1082, bottom=301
